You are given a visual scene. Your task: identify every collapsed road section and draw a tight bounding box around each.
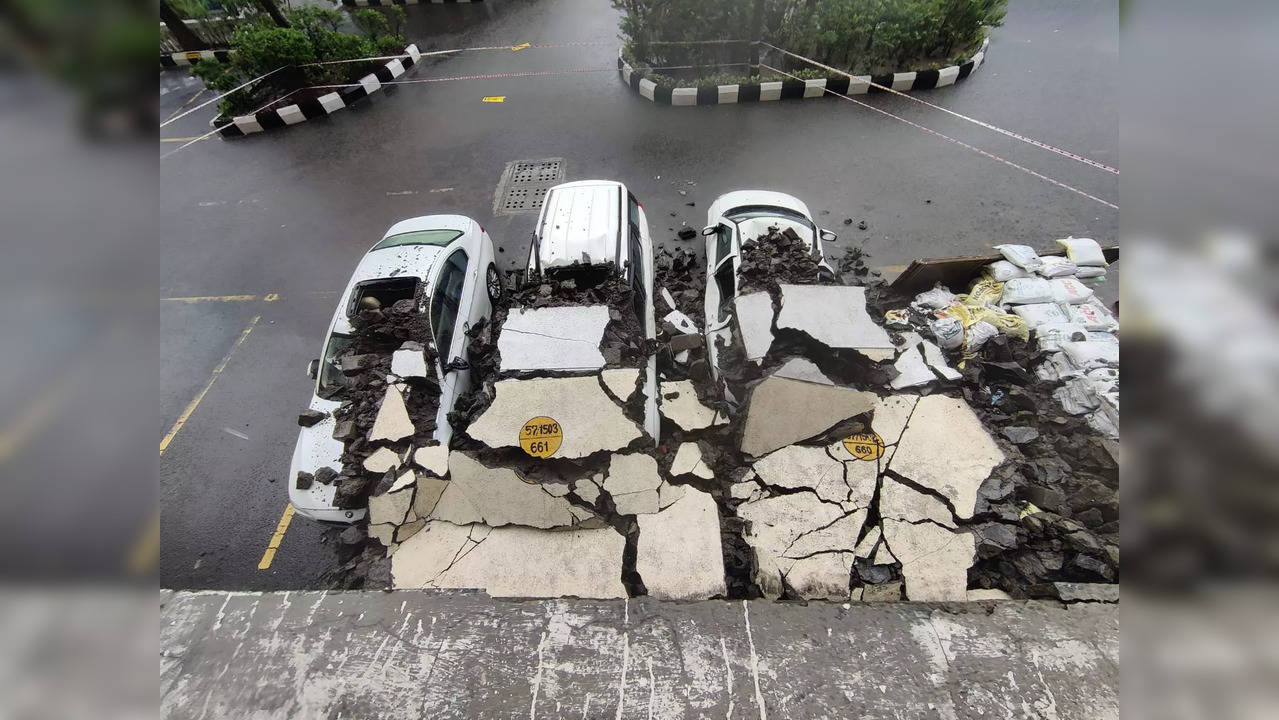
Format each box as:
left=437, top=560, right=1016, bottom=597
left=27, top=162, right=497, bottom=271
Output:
left=301, top=215, right=1118, bottom=604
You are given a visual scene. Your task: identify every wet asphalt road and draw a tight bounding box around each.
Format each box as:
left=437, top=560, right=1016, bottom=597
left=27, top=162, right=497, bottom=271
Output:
left=159, top=0, right=1117, bottom=590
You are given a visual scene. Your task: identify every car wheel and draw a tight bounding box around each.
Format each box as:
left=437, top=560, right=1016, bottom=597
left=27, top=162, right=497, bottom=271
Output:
left=485, top=263, right=503, bottom=303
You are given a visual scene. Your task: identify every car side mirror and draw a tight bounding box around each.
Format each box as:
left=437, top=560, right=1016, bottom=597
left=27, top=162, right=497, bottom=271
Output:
left=307, top=359, right=320, bottom=379
left=701, top=226, right=718, bottom=237
left=820, top=229, right=837, bottom=243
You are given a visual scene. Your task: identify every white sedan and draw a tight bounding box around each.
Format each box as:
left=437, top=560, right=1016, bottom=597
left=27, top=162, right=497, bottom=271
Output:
left=700, top=190, right=838, bottom=379
left=288, top=215, right=501, bottom=523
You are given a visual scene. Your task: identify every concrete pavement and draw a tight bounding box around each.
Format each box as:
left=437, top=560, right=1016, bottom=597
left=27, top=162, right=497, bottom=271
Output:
left=161, top=590, right=1118, bottom=718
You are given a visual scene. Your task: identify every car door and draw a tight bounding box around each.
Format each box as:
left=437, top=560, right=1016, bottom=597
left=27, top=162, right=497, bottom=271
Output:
left=429, top=247, right=473, bottom=442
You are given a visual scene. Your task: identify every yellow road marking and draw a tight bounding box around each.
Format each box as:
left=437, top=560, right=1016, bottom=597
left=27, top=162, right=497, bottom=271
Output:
left=263, top=292, right=279, bottom=302
left=162, top=294, right=259, bottom=303
left=258, top=504, right=296, bottom=570
left=160, top=314, right=260, bottom=456
left=0, top=376, right=78, bottom=465
left=161, top=136, right=204, bottom=143
left=163, top=88, right=207, bottom=123
left=126, top=510, right=160, bottom=576
left=482, top=96, right=506, bottom=103
left=511, top=42, right=530, bottom=51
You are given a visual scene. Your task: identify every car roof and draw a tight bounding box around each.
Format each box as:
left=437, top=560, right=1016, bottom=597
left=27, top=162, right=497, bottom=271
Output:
left=534, top=181, right=626, bottom=269
left=708, top=190, right=812, bottom=222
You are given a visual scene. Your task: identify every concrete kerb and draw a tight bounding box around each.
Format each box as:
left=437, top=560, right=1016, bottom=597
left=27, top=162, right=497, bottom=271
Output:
left=619, top=37, right=989, bottom=106
left=160, top=49, right=232, bottom=70
left=212, top=44, right=422, bottom=138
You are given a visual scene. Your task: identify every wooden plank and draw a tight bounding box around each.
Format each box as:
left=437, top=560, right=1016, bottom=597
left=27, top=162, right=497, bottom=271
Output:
left=889, top=246, right=1119, bottom=295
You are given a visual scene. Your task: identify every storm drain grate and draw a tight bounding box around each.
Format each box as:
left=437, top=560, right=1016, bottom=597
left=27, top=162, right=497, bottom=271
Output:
left=493, top=158, right=565, bottom=215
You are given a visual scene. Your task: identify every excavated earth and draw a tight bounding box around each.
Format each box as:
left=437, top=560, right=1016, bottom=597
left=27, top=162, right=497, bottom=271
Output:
left=311, top=232, right=1119, bottom=604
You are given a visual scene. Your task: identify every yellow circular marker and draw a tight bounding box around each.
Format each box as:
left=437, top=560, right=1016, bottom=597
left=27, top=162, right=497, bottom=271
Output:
left=842, top=431, right=885, bottom=461
left=519, top=416, right=563, bottom=458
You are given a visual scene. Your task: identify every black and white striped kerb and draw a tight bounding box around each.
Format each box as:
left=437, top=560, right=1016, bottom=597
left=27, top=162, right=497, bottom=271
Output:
left=341, top=0, right=480, bottom=6
left=161, top=49, right=232, bottom=69
left=215, top=44, right=421, bottom=138
left=619, top=38, right=988, bottom=106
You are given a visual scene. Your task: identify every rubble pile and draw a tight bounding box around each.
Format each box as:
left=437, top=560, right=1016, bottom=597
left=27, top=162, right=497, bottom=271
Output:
left=737, top=226, right=824, bottom=294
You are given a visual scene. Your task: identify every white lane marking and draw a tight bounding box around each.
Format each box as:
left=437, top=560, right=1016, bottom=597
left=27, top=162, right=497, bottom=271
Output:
left=743, top=601, right=768, bottom=720
left=580, top=694, right=591, bottom=720
left=429, top=187, right=455, bottom=193
left=647, top=657, right=656, bottom=720
left=386, top=190, right=418, bottom=196
left=720, top=638, right=735, bottom=720
left=530, top=631, right=548, bottom=719
left=615, top=633, right=630, bottom=720
left=222, top=427, right=249, bottom=440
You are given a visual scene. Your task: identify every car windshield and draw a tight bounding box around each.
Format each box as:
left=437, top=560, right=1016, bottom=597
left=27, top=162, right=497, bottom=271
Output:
left=725, top=205, right=816, bottom=230
left=372, top=229, right=463, bottom=250
left=317, top=333, right=355, bottom=394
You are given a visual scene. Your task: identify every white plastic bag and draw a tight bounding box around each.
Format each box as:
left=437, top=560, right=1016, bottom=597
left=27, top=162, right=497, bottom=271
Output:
left=1000, top=277, right=1054, bottom=305
left=1055, top=237, right=1108, bottom=266
left=1087, top=331, right=1118, bottom=344
left=1061, top=340, right=1119, bottom=369
left=1035, top=352, right=1080, bottom=382
left=985, top=260, right=1031, bottom=281
left=929, top=315, right=964, bottom=350
left=912, top=285, right=957, bottom=311
left=1054, top=378, right=1100, bottom=415
left=1074, top=266, right=1107, bottom=279
left=1037, top=255, right=1078, bottom=278
left=1050, top=277, right=1094, bottom=304
left=1035, top=322, right=1089, bottom=352
left=1012, top=302, right=1072, bottom=328
left=994, top=244, right=1045, bottom=272
left=1066, top=298, right=1119, bottom=332
left=964, top=320, right=999, bottom=353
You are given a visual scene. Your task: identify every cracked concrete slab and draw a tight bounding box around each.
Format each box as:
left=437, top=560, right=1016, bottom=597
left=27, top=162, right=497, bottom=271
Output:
left=883, top=519, right=975, bottom=601
left=887, top=395, right=1004, bottom=520
left=412, top=474, right=448, bottom=519
left=752, top=444, right=850, bottom=506
left=368, top=486, right=412, bottom=527
left=889, top=344, right=935, bottom=390
left=871, top=395, right=918, bottom=462
left=775, top=284, right=895, bottom=359
left=771, top=357, right=833, bottom=385
left=879, top=477, right=956, bottom=528
left=670, top=442, right=713, bottom=479
left=740, top=375, right=875, bottom=457
left=430, top=452, right=586, bottom=529
left=604, top=453, right=663, bottom=516
left=497, top=305, right=609, bottom=372
left=390, top=345, right=428, bottom=378
left=657, top=481, right=686, bottom=509
left=855, top=524, right=882, bottom=558
left=368, top=385, right=414, bottom=442
left=362, top=446, right=400, bottom=474
left=368, top=522, right=395, bottom=547
left=387, top=467, right=417, bottom=493
left=637, top=488, right=726, bottom=599
left=784, top=509, right=867, bottom=559
left=920, top=340, right=961, bottom=381
left=659, top=380, right=723, bottom=432
left=785, top=552, right=855, bottom=601
left=413, top=444, right=449, bottom=477
left=599, top=368, right=640, bottom=402
left=738, top=491, right=857, bottom=598
left=467, top=377, right=643, bottom=457
left=572, top=476, right=601, bottom=505
left=735, top=291, right=775, bottom=361
left=392, top=521, right=627, bottom=598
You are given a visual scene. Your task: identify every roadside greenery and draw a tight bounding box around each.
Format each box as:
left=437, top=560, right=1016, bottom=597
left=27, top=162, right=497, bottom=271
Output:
left=191, top=5, right=406, bottom=117
left=616, top=0, right=1005, bottom=85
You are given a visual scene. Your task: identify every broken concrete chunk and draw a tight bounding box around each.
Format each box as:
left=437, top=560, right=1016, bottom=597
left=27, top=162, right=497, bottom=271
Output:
left=599, top=368, right=640, bottom=403
left=431, top=452, right=583, bottom=529
left=882, top=519, right=975, bottom=601
left=393, top=521, right=627, bottom=598
left=873, top=540, right=897, bottom=566
left=740, top=375, right=875, bottom=457
left=772, top=357, right=834, bottom=385
left=670, top=442, right=713, bottom=480
left=368, top=386, right=414, bottom=442
left=774, top=284, right=894, bottom=358
left=363, top=447, right=401, bottom=474
left=657, top=481, right=686, bottom=509
left=313, top=467, right=338, bottom=485
left=784, top=509, right=867, bottom=559
left=297, top=409, right=326, bottom=427
left=368, top=487, right=412, bottom=527
left=854, top=525, right=881, bottom=558
left=659, top=380, right=723, bottom=432
left=387, top=467, right=417, bottom=494
left=734, top=291, right=776, bottom=362
left=738, top=491, right=856, bottom=599
left=637, top=488, right=726, bottom=600
left=412, top=444, right=449, bottom=478
left=369, top=523, right=396, bottom=547
left=889, top=344, right=935, bottom=390
left=872, top=395, right=918, bottom=448
left=390, top=344, right=428, bottom=378
left=497, top=305, right=610, bottom=372
left=878, top=477, right=956, bottom=528
left=572, top=476, right=601, bottom=505
left=752, top=444, right=850, bottom=506
left=467, top=377, right=643, bottom=457
left=663, top=309, right=699, bottom=335
left=729, top=479, right=764, bottom=502
left=332, top=420, right=359, bottom=442
left=603, top=453, right=662, bottom=496
left=888, top=395, right=1005, bottom=520
left=340, top=353, right=380, bottom=375
left=1029, top=581, right=1119, bottom=603
left=920, top=340, right=961, bottom=381
left=966, top=588, right=1013, bottom=601
left=411, top=474, right=448, bottom=519
left=395, top=518, right=426, bottom=544
left=860, top=581, right=903, bottom=602
left=295, top=471, right=314, bottom=490
left=784, top=553, right=855, bottom=601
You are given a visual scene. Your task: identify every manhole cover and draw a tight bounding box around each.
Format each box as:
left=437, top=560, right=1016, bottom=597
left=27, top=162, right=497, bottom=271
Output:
left=493, top=158, right=564, bottom=215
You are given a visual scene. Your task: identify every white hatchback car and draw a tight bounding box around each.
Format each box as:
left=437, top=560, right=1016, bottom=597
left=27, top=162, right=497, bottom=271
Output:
left=700, top=190, right=838, bottom=377
left=289, top=215, right=501, bottom=522
left=526, top=180, right=660, bottom=440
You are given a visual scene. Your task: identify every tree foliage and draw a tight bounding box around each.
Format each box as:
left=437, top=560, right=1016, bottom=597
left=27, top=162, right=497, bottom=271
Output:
left=616, top=0, right=1005, bottom=77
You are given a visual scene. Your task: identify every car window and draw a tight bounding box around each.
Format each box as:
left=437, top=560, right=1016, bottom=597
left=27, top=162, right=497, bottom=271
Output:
left=430, top=249, right=469, bottom=360
left=715, top=224, right=733, bottom=265
left=318, top=333, right=354, bottom=394
left=629, top=234, right=645, bottom=320
left=714, top=262, right=735, bottom=317
left=627, top=192, right=641, bottom=235
left=373, top=229, right=463, bottom=250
